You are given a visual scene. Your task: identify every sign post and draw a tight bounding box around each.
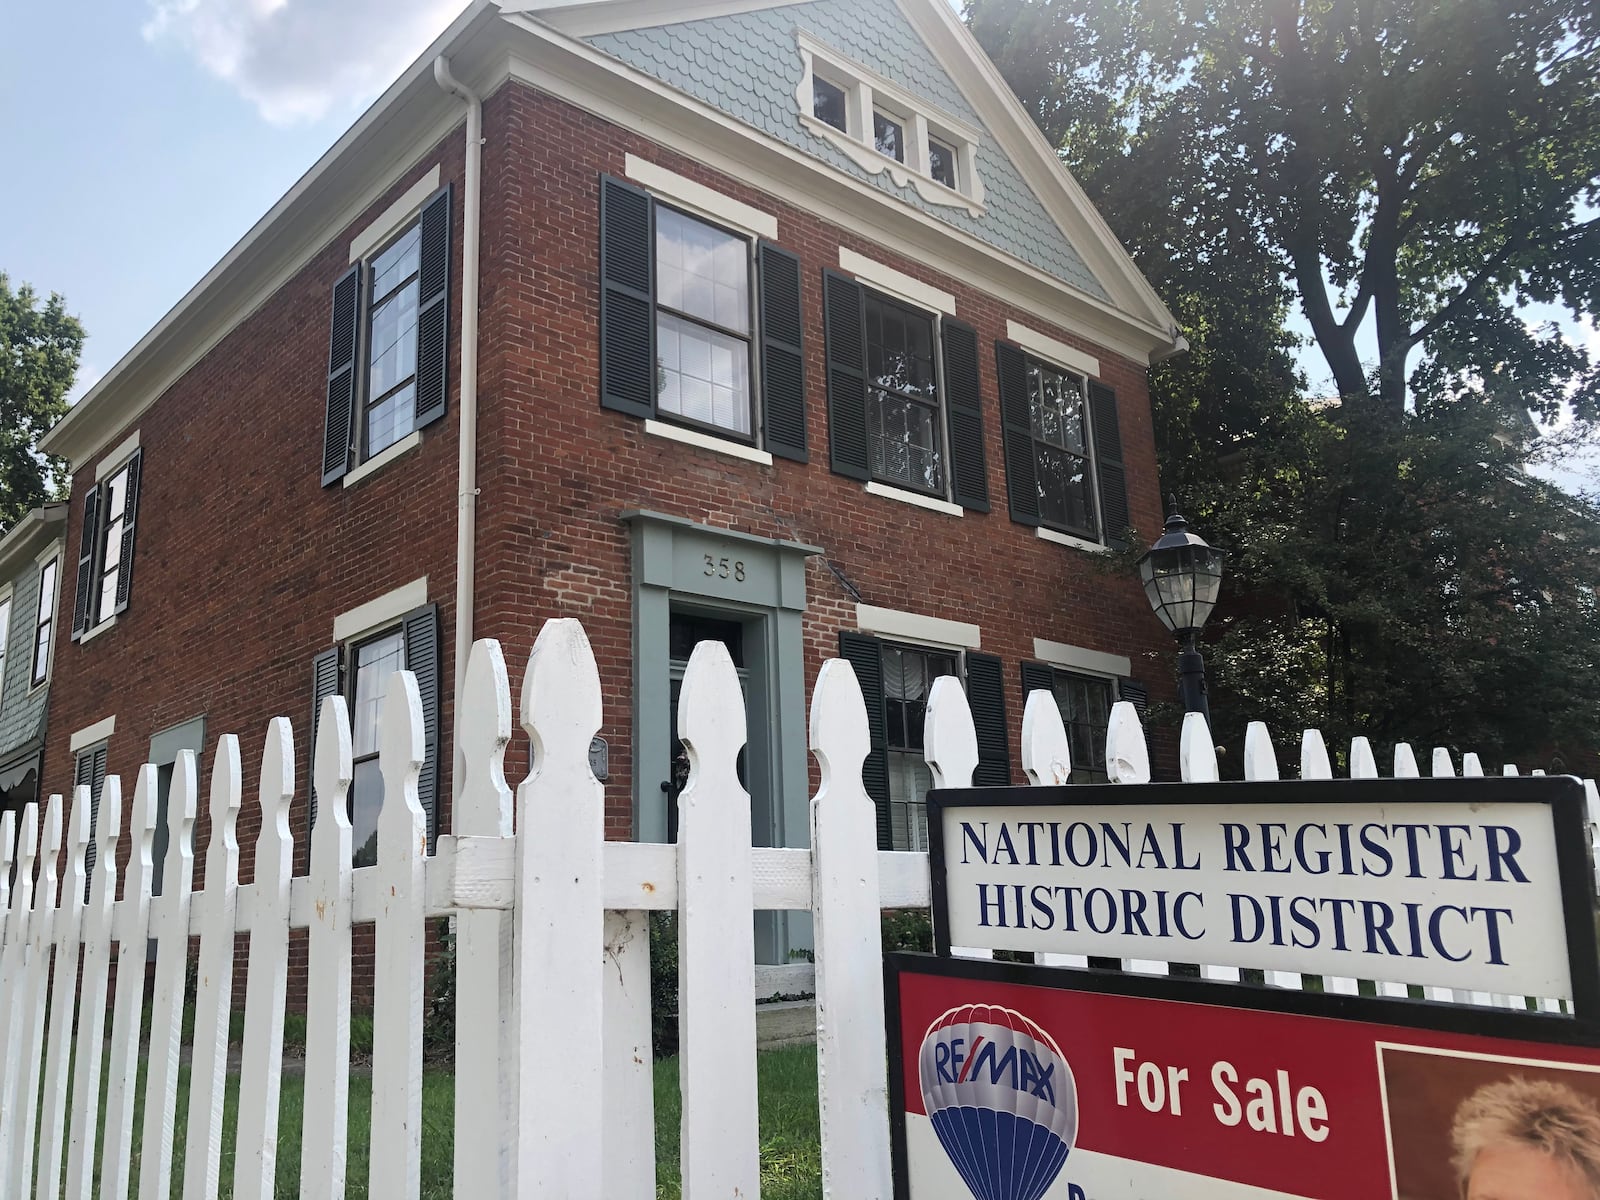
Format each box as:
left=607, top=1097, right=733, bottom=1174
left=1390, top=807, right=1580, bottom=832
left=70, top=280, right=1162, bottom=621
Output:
left=889, top=775, right=1600, bottom=1200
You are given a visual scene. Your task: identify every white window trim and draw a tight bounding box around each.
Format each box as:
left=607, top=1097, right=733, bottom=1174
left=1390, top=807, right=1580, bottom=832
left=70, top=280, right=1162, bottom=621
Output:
left=643, top=419, right=773, bottom=466
left=1033, top=637, right=1131, bottom=680
left=32, top=546, right=63, bottom=685
left=624, top=155, right=778, bottom=242
left=0, top=585, right=12, bottom=709
left=794, top=30, right=987, bottom=215
left=94, top=429, right=140, bottom=482
left=856, top=604, right=980, bottom=650
left=334, top=576, right=428, bottom=644
left=1037, top=526, right=1110, bottom=555
left=70, top=715, right=116, bottom=754
left=343, top=430, right=422, bottom=489
left=349, top=165, right=441, bottom=264
left=865, top=481, right=963, bottom=518
left=1006, top=321, right=1101, bottom=380
left=77, top=612, right=116, bottom=646
left=840, top=248, right=956, bottom=316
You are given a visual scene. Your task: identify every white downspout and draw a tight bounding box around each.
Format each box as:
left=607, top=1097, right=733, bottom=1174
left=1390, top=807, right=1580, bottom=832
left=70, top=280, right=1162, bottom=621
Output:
left=434, top=54, right=482, bottom=802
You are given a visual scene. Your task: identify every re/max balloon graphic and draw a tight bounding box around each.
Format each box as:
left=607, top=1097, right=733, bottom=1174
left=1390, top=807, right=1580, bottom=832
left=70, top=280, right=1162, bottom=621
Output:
left=918, top=1004, right=1079, bottom=1200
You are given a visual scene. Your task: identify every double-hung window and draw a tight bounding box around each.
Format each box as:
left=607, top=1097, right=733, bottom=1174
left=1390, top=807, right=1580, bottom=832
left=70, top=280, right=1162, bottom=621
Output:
left=321, top=185, right=451, bottom=486
left=598, top=172, right=808, bottom=462
left=823, top=263, right=991, bottom=513
left=996, top=337, right=1130, bottom=548
left=310, top=602, right=441, bottom=862
left=0, top=593, right=10, bottom=703
left=1021, top=661, right=1147, bottom=781
left=71, top=448, right=142, bottom=641
left=32, top=559, right=56, bottom=685
left=839, top=631, right=1011, bottom=850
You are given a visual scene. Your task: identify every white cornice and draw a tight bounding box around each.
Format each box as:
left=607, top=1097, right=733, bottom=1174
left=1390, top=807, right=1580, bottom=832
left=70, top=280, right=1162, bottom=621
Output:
left=0, top=506, right=68, bottom=581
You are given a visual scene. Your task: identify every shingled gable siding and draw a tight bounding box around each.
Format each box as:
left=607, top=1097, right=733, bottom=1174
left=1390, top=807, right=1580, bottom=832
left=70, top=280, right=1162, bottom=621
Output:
left=42, top=79, right=1173, bottom=1006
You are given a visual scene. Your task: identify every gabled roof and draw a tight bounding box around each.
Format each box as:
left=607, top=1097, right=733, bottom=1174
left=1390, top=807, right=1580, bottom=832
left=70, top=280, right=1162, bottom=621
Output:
left=41, top=0, right=1182, bottom=470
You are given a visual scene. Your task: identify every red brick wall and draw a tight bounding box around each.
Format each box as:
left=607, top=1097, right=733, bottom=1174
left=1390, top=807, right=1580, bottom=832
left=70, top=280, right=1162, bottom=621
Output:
left=41, top=79, right=1177, bottom=995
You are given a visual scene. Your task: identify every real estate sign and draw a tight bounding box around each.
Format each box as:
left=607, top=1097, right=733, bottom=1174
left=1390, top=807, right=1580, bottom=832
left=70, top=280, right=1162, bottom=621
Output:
left=893, top=776, right=1600, bottom=1200
left=927, top=778, right=1598, bottom=1000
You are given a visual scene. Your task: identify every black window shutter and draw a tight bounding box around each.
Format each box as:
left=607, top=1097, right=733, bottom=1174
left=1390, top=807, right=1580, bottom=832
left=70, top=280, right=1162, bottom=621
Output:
left=403, top=604, right=442, bottom=851
left=309, top=647, right=342, bottom=837
left=599, top=174, right=656, bottom=419
left=77, top=745, right=106, bottom=901
left=1119, top=678, right=1150, bottom=719
left=838, top=631, right=891, bottom=848
left=758, top=242, right=807, bottom=462
left=1021, top=660, right=1056, bottom=703
left=71, top=486, right=101, bottom=639
left=321, top=263, right=363, bottom=486
left=964, top=651, right=1010, bottom=785
left=822, top=270, right=869, bottom=481
left=995, top=342, right=1040, bottom=526
left=1089, top=380, right=1130, bottom=548
left=112, top=450, right=142, bottom=616
left=413, top=186, right=452, bottom=431
left=940, top=319, right=990, bottom=512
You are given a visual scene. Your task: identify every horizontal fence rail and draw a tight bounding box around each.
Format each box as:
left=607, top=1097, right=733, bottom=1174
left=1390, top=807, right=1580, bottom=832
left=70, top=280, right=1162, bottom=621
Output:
left=0, top=615, right=1593, bottom=1198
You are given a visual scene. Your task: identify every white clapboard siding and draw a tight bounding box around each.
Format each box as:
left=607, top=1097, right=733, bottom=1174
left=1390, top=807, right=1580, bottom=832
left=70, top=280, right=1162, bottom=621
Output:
left=1023, top=690, right=1087, bottom=971
left=811, top=659, right=893, bottom=1199
left=370, top=672, right=429, bottom=1200
left=140, top=750, right=198, bottom=1200
left=675, top=640, right=762, bottom=1196
left=66, top=776, right=121, bottom=1200
left=301, top=698, right=354, bottom=1200
left=456, top=640, right=517, bottom=1200
left=516, top=620, right=606, bottom=1197
left=10, top=619, right=1598, bottom=1200
left=101, top=769, right=157, bottom=1200
left=10, top=797, right=62, bottom=1200
left=925, top=677, right=993, bottom=962
left=40, top=793, right=88, bottom=1200
left=185, top=739, right=243, bottom=1200
left=235, top=719, right=296, bottom=1200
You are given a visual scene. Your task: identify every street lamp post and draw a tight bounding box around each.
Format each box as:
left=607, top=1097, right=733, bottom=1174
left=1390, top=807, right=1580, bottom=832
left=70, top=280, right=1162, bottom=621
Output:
left=1136, top=499, right=1225, bottom=730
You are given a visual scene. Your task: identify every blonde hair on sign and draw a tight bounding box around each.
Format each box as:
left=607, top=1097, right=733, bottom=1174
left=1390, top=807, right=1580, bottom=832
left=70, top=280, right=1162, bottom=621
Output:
left=1451, top=1076, right=1600, bottom=1195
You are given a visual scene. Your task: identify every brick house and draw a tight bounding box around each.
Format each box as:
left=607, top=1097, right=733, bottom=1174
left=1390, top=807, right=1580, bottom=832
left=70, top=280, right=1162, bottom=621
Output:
left=38, top=0, right=1184, bottom=962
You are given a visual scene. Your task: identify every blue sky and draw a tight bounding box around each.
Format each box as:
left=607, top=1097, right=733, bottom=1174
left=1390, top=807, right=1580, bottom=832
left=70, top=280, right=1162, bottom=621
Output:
left=3, top=0, right=1593, bottom=492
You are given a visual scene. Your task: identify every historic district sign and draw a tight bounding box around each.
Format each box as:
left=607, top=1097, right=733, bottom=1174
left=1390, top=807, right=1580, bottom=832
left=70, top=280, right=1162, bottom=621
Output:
left=889, top=777, right=1600, bottom=1200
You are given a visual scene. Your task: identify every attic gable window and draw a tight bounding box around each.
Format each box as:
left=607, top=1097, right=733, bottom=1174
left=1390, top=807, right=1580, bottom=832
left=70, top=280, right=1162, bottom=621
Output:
left=794, top=31, right=986, bottom=215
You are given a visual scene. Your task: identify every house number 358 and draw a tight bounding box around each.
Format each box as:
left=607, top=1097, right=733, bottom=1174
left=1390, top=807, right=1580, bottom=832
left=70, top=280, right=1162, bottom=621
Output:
left=704, top=554, right=746, bottom=581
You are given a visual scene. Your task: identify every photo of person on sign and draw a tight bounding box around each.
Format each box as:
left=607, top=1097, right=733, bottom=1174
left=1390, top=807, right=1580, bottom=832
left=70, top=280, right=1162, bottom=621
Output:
left=1451, top=1077, right=1600, bottom=1199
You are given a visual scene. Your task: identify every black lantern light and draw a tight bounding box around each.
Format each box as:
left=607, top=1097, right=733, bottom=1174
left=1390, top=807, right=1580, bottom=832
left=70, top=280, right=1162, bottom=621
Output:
left=1137, top=498, right=1225, bottom=727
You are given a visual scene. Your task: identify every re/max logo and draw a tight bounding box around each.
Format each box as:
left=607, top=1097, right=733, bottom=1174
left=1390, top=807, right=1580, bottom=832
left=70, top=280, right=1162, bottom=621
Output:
left=930, top=1035, right=1058, bottom=1104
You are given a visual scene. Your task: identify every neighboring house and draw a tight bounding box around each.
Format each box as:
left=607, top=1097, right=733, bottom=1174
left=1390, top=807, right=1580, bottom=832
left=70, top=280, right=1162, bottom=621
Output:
left=37, top=0, right=1184, bottom=961
left=0, top=505, right=67, bottom=837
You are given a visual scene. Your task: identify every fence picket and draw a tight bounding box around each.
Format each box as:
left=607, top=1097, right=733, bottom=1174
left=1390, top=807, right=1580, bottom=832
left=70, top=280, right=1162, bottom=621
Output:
left=301, top=699, right=353, bottom=1200
left=926, top=677, right=992, bottom=961
left=38, top=792, right=88, bottom=1200
left=0, top=802, right=38, bottom=1174
left=811, top=658, right=893, bottom=1198
left=1297, top=733, right=1360, bottom=996
left=452, top=640, right=517, bottom=1200
left=1105, top=700, right=1150, bottom=785
left=1586, top=781, right=1600, bottom=895
left=0, top=810, right=12, bottom=948
left=101, top=769, right=157, bottom=1200
left=67, top=777, right=120, bottom=1200
left=10, top=796, right=61, bottom=1199
left=140, top=750, right=198, bottom=1200
left=516, top=622, right=605, bottom=1196
left=1462, top=753, right=1484, bottom=777
left=370, top=671, right=428, bottom=1200
left=235, top=719, right=295, bottom=1200
left=1394, top=743, right=1420, bottom=778
left=1023, top=693, right=1088, bottom=970
left=1349, top=737, right=1378, bottom=780
left=1241, top=725, right=1299, bottom=989
left=1177, top=715, right=1234, bottom=983
left=676, top=641, right=761, bottom=1196
left=602, top=908, right=656, bottom=1197
left=185, top=737, right=243, bottom=1200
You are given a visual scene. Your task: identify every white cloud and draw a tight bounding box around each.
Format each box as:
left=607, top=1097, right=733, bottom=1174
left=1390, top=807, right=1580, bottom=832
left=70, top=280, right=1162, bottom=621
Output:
left=67, top=364, right=105, bottom=408
left=143, top=0, right=465, bottom=125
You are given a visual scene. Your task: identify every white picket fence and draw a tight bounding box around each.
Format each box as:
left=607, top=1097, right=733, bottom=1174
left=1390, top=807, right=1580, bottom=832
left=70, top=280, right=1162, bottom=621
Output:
left=0, top=615, right=1595, bottom=1198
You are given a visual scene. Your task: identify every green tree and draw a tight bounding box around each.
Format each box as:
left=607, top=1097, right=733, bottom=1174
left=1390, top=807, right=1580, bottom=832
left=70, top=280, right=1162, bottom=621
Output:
left=0, top=275, right=83, bottom=533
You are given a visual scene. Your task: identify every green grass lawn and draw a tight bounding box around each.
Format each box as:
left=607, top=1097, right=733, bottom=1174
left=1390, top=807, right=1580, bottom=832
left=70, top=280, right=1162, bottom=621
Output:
left=62, top=1042, right=821, bottom=1198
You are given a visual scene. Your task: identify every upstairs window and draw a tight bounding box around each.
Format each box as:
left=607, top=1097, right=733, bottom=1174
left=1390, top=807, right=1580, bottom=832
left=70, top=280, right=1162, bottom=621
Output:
left=1028, top=359, right=1097, bottom=539
left=0, top=594, right=9, bottom=703
left=873, top=110, right=904, bottom=163
left=812, top=75, right=847, bottom=132
left=321, top=185, right=451, bottom=487
left=928, top=139, right=957, bottom=189
left=32, top=559, right=55, bottom=685
left=71, top=449, right=142, bottom=641
left=865, top=291, right=941, bottom=494
left=655, top=207, right=753, bottom=438
left=598, top=173, right=809, bottom=462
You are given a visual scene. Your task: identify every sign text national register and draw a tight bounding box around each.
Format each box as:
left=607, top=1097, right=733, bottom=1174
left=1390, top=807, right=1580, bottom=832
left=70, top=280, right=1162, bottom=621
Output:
left=927, top=777, right=1597, bottom=1001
